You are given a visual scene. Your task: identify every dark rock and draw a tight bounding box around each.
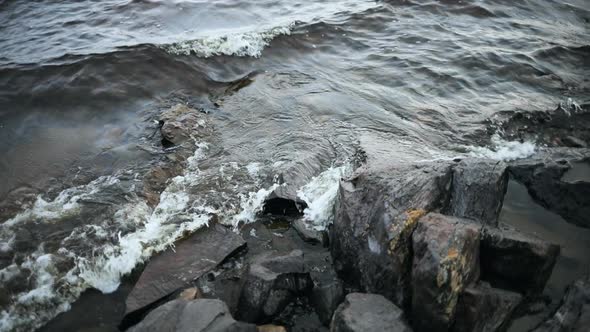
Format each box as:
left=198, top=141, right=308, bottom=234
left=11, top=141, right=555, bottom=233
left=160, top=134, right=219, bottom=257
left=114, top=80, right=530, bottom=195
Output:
left=310, top=277, right=344, bottom=326
left=562, top=136, right=587, bottom=148
left=453, top=282, right=522, bottom=332
left=447, top=159, right=508, bottom=226
left=508, top=149, right=590, bottom=228
left=479, top=225, right=559, bottom=295
left=331, top=161, right=453, bottom=306
left=411, top=213, right=481, bottom=331
left=125, top=222, right=246, bottom=317
left=256, top=325, right=287, bottom=332
left=128, top=298, right=256, bottom=332
left=159, top=104, right=211, bottom=146
left=237, top=250, right=312, bottom=323
left=330, top=293, right=412, bottom=332
left=262, top=189, right=307, bottom=216
left=292, top=218, right=329, bottom=246
left=532, top=275, right=590, bottom=332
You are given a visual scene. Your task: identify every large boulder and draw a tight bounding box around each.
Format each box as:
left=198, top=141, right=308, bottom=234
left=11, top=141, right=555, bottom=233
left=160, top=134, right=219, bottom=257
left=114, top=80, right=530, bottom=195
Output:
left=236, top=250, right=312, bottom=323
left=446, top=159, right=508, bottom=226
left=331, top=161, right=453, bottom=306
left=452, top=282, right=522, bottom=332
left=128, top=298, right=256, bottom=332
left=411, top=213, right=481, bottom=331
left=479, top=225, right=559, bottom=295
left=330, top=293, right=412, bottom=332
left=532, top=275, right=590, bottom=332
left=125, top=222, right=246, bottom=318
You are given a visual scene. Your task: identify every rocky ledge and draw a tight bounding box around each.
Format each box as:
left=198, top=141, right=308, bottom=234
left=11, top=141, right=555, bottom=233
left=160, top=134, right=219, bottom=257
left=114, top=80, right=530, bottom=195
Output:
left=111, top=106, right=589, bottom=332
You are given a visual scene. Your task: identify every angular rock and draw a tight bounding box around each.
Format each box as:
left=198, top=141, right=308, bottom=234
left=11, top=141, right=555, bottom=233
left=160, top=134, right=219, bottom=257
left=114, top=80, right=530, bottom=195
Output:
left=411, top=213, right=481, bottom=331
left=533, top=275, right=590, bottom=332
left=125, top=222, right=246, bottom=317
left=508, top=150, right=590, bottom=228
left=128, top=298, right=256, bottom=332
left=332, top=161, right=453, bottom=306
left=292, top=218, right=329, bottom=246
left=447, top=159, right=508, bottom=226
left=159, top=104, right=211, bottom=146
left=479, top=225, right=559, bottom=295
left=330, top=293, right=411, bottom=332
left=256, top=325, right=287, bottom=332
left=237, top=250, right=312, bottom=323
left=310, top=277, right=344, bottom=326
left=453, top=282, right=522, bottom=332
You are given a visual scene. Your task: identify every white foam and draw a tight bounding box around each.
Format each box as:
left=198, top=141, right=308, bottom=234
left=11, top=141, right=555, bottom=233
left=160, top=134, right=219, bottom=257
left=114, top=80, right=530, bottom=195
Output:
left=297, top=164, right=352, bottom=230
left=468, top=134, right=537, bottom=161
left=229, top=184, right=279, bottom=228
left=162, top=24, right=293, bottom=58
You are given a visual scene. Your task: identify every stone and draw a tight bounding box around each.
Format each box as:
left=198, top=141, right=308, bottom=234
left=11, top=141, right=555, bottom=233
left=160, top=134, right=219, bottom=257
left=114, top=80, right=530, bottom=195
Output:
left=479, top=225, right=559, bottom=295
left=310, top=278, right=344, bottom=326
left=411, top=213, right=481, bottom=331
left=256, top=325, right=287, bottom=332
left=128, top=298, right=256, bottom=332
left=562, top=136, right=587, bottom=148
left=331, top=161, right=453, bottom=306
left=446, top=159, right=508, bottom=226
left=532, top=275, right=590, bottom=332
left=178, top=287, right=201, bottom=301
left=330, top=293, right=411, bottom=332
left=452, top=282, right=522, bottom=332
left=292, top=218, right=329, bottom=246
left=125, top=222, right=246, bottom=317
left=237, top=250, right=312, bottom=323
left=159, top=104, right=211, bottom=146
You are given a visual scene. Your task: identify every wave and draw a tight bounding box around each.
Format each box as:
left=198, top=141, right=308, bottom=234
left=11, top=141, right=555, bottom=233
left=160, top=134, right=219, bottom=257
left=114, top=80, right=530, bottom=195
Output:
left=468, top=134, right=537, bottom=161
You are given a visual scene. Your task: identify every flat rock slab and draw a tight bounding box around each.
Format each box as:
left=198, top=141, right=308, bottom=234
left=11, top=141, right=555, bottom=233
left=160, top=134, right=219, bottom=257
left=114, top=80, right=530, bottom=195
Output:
left=330, top=293, right=411, bottom=332
left=125, top=222, right=246, bottom=315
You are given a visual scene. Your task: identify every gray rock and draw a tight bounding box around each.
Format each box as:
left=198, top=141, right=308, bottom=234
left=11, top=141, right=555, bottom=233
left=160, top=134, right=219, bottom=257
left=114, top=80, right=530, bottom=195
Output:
left=453, top=282, right=522, bottom=332
left=446, top=159, right=508, bottom=226
left=310, top=277, right=344, bottom=326
left=159, top=104, right=211, bottom=145
left=479, top=225, right=559, bottom=295
left=330, top=293, right=411, bottom=332
left=562, top=136, right=587, bottom=148
left=292, top=218, right=329, bottom=245
left=532, top=275, right=590, bottom=332
left=237, top=250, right=312, bottom=323
left=411, top=213, right=481, bottom=331
left=128, top=298, right=256, bottom=332
left=125, top=222, right=246, bottom=316
left=331, top=161, right=453, bottom=306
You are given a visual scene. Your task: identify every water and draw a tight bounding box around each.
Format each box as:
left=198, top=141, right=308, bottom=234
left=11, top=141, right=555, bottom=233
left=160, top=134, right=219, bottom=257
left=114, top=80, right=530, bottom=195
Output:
left=0, top=0, right=589, bottom=331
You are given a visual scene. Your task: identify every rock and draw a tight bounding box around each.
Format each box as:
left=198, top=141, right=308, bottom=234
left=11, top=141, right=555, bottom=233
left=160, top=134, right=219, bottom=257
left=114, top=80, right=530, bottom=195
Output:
left=237, top=250, right=312, bottom=323
left=262, top=187, right=307, bottom=216
left=446, top=159, right=508, bottom=226
left=292, top=218, right=329, bottom=246
left=159, top=104, right=211, bottom=146
left=310, top=277, right=344, bottom=326
left=256, top=325, right=287, bottom=332
left=411, top=213, right=481, bottom=331
left=330, top=293, right=411, bottom=332
left=532, top=275, right=590, bottom=332
left=178, top=287, right=201, bottom=301
left=331, top=161, right=453, bottom=306
left=479, top=225, right=559, bottom=295
left=562, top=136, right=587, bottom=148
left=508, top=150, right=590, bottom=228
left=453, top=282, right=522, bottom=332
left=125, top=222, right=246, bottom=317
left=128, top=298, right=256, bottom=332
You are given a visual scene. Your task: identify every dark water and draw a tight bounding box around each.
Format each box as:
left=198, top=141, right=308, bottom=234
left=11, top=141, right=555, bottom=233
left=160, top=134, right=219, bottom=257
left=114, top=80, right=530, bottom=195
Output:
left=0, top=0, right=589, bottom=331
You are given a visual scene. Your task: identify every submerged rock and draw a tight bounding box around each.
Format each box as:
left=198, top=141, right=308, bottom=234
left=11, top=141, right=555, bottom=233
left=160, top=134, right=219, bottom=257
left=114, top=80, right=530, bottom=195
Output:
left=124, top=222, right=246, bottom=318
left=128, top=298, right=256, bottom=332
left=159, top=104, right=211, bottom=146
left=533, top=275, right=590, bottom=332
left=480, top=225, right=559, bottom=295
left=453, top=282, right=522, bottom=332
left=330, top=293, right=411, bottom=332
left=237, top=250, right=312, bottom=323
left=411, top=213, right=481, bottom=331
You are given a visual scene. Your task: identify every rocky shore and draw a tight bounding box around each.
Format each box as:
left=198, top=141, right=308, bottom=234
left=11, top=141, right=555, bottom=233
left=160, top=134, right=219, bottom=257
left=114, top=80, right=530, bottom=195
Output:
left=38, top=104, right=590, bottom=332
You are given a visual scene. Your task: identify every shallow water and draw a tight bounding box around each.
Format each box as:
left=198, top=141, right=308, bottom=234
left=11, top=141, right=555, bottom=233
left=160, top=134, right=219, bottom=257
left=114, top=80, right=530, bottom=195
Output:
left=0, top=0, right=589, bottom=330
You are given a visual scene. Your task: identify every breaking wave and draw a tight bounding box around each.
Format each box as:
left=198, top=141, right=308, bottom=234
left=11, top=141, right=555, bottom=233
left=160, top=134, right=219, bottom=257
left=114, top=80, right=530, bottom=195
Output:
left=468, top=134, right=537, bottom=161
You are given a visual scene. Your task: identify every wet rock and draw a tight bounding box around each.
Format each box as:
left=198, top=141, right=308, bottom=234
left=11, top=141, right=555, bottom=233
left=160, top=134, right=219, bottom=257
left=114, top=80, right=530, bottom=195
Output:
left=159, top=104, right=210, bottom=146
left=562, top=136, right=587, bottom=148
left=128, top=298, right=256, bottom=332
left=479, top=225, right=559, bottom=295
left=453, top=282, right=522, bottom=332
left=330, top=293, right=411, bottom=332
left=263, top=188, right=307, bottom=216
left=256, top=325, right=287, bottom=332
left=532, top=275, right=590, bottom=332
left=125, top=222, right=246, bottom=318
left=331, top=161, right=453, bottom=306
left=446, top=159, right=508, bottom=226
left=178, top=287, right=201, bottom=301
left=237, top=250, right=313, bottom=323
left=508, top=148, right=590, bottom=228
left=310, top=277, right=344, bottom=326
left=292, top=218, right=329, bottom=246
left=411, top=213, right=481, bottom=331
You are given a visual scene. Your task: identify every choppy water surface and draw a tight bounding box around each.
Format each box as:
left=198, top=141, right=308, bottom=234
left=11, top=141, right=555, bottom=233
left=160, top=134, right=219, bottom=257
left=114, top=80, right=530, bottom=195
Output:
left=0, top=0, right=589, bottom=330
